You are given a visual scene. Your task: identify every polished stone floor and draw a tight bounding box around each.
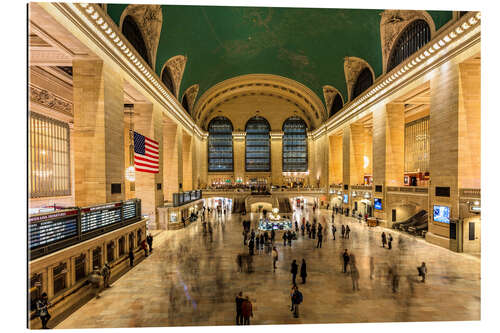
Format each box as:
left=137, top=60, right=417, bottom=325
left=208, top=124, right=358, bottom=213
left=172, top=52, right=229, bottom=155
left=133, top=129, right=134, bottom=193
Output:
left=57, top=205, right=480, bottom=328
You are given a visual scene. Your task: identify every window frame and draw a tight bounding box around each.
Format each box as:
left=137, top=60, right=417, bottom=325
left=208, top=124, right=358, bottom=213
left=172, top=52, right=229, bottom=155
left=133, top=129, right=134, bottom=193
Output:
left=282, top=116, right=308, bottom=172
left=245, top=116, right=271, bottom=172
left=207, top=116, right=234, bottom=172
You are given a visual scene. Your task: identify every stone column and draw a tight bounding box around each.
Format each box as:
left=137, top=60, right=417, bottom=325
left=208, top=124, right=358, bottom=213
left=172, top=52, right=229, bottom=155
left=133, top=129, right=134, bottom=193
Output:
left=233, top=133, right=246, bottom=183
left=385, top=103, right=405, bottom=187
left=363, top=127, right=373, bottom=178
left=133, top=103, right=164, bottom=229
left=329, top=134, right=343, bottom=185
left=163, top=118, right=182, bottom=201
left=428, top=62, right=460, bottom=249
left=307, top=135, right=315, bottom=186
left=342, top=128, right=350, bottom=209
left=72, top=59, right=124, bottom=206
left=270, top=132, right=283, bottom=185
left=182, top=131, right=193, bottom=191
left=314, top=134, right=329, bottom=188
left=349, top=123, right=365, bottom=185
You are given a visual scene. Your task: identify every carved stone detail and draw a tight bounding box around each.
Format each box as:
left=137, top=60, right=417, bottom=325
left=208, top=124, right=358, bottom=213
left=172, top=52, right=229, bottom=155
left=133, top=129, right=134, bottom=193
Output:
left=322, top=85, right=342, bottom=114
left=343, top=57, right=374, bottom=102
left=380, top=10, right=435, bottom=74
left=184, top=84, right=199, bottom=114
left=165, top=55, right=187, bottom=99
left=120, top=5, right=163, bottom=69
left=29, top=84, right=73, bottom=115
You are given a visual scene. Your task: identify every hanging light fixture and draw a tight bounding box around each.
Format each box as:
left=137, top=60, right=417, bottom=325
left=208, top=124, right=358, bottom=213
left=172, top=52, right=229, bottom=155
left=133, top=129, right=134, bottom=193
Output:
left=124, top=104, right=136, bottom=182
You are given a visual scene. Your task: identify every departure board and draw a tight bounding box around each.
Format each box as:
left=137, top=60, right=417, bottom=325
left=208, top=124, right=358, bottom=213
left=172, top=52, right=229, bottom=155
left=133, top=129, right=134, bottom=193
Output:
left=123, top=200, right=137, bottom=220
left=29, top=210, right=78, bottom=249
left=81, top=203, right=122, bottom=233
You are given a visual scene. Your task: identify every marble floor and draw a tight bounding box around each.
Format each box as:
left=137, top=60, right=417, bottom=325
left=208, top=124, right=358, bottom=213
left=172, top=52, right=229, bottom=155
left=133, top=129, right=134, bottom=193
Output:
left=57, top=205, right=480, bottom=328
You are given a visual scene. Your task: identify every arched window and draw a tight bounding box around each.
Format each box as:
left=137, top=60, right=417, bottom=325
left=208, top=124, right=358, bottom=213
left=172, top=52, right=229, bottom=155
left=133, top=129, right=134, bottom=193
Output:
left=245, top=116, right=271, bottom=172
left=282, top=117, right=308, bottom=172
left=330, top=94, right=343, bottom=117
left=352, top=67, right=373, bottom=100
left=208, top=117, right=233, bottom=172
left=182, top=94, right=190, bottom=114
left=161, top=67, right=174, bottom=95
left=122, top=15, right=151, bottom=67
left=387, top=19, right=431, bottom=72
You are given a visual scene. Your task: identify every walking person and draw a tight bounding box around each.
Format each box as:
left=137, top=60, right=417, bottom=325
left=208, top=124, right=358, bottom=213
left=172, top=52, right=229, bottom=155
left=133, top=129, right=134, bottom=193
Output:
left=301, top=223, right=305, bottom=236
left=128, top=249, right=134, bottom=267
left=351, top=264, right=360, bottom=291
left=260, top=233, right=265, bottom=250
left=341, top=225, right=345, bottom=238
left=271, top=229, right=275, bottom=243
left=418, top=262, right=427, bottom=283
left=235, top=292, right=244, bottom=325
left=342, top=249, right=350, bottom=273
left=289, top=284, right=296, bottom=311
left=345, top=225, right=351, bottom=239
left=311, top=223, right=316, bottom=239
left=332, top=224, right=336, bottom=240
left=146, top=233, right=153, bottom=253
left=370, top=256, right=375, bottom=280
left=287, top=230, right=292, bottom=247
left=381, top=232, right=387, bottom=248
left=256, top=234, right=260, bottom=253
left=388, top=233, right=393, bottom=250
left=283, top=232, right=288, bottom=246
left=89, top=266, right=102, bottom=299
left=316, top=230, right=323, bottom=248
left=36, top=292, right=51, bottom=329
left=249, top=237, right=255, bottom=256
left=300, top=259, right=307, bottom=284
left=141, top=239, right=148, bottom=257
left=101, top=262, right=111, bottom=288
left=291, top=286, right=303, bottom=318
left=291, top=259, right=298, bottom=285
left=272, top=247, right=279, bottom=271
left=241, top=296, right=253, bottom=325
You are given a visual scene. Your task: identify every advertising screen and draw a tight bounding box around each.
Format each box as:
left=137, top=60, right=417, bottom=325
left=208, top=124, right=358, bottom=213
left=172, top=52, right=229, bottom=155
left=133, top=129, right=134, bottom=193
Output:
left=374, top=198, right=382, bottom=210
left=433, top=205, right=450, bottom=223
left=343, top=194, right=348, bottom=204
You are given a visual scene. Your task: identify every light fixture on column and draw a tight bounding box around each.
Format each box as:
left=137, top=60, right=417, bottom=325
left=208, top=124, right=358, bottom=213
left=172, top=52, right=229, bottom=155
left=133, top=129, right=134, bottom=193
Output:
left=124, top=104, right=136, bottom=182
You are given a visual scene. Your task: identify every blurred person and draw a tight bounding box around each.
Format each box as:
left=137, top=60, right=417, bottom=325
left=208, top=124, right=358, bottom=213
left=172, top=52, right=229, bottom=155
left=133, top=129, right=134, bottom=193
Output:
left=291, top=259, right=298, bottom=285
left=300, top=259, right=307, bottom=284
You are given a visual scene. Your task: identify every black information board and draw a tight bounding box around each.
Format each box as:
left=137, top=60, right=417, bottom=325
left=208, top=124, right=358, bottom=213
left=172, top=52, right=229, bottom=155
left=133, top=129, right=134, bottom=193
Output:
left=81, top=203, right=122, bottom=233
left=123, top=200, right=137, bottom=220
left=29, top=214, right=78, bottom=249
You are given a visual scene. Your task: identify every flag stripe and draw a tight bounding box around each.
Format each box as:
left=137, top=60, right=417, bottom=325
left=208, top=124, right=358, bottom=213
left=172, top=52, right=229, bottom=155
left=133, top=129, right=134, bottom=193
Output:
left=134, top=131, right=159, bottom=174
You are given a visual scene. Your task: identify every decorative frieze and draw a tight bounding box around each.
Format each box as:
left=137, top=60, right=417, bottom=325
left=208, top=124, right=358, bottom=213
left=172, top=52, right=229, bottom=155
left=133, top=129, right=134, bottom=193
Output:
left=29, top=84, right=73, bottom=115
left=165, top=55, right=187, bottom=99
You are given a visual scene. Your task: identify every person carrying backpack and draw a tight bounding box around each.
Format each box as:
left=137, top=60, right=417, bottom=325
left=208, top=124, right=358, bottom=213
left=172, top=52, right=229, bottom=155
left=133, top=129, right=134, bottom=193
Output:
left=36, top=292, right=51, bottom=329
left=291, top=286, right=303, bottom=318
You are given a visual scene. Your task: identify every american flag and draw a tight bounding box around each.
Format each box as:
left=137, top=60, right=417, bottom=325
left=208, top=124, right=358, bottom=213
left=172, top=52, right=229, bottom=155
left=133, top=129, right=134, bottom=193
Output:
left=134, top=131, right=159, bottom=173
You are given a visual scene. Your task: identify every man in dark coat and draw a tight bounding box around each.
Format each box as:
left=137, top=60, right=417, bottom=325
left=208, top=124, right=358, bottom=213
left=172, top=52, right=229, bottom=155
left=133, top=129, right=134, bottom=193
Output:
left=300, top=259, right=307, bottom=284
left=332, top=224, right=337, bottom=240
left=388, top=233, right=393, bottom=250
left=342, top=249, right=350, bottom=273
left=146, top=234, right=153, bottom=253
left=381, top=232, right=387, bottom=248
left=249, top=238, right=255, bottom=256
left=291, top=260, right=298, bottom=285
left=283, top=232, right=288, bottom=246
left=235, top=291, right=244, bottom=325
left=317, top=230, right=323, bottom=248
left=345, top=225, right=351, bottom=239
left=341, top=225, right=345, bottom=238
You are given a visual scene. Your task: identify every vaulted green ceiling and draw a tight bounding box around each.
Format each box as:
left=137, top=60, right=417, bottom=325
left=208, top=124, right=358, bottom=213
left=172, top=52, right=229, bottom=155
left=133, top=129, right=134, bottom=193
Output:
left=107, top=4, right=452, bottom=106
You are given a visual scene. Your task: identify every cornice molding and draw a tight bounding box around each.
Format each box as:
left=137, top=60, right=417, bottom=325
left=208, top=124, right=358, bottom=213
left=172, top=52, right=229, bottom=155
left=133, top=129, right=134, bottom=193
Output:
left=43, top=2, right=206, bottom=140
left=29, top=84, right=73, bottom=117
left=312, top=12, right=481, bottom=141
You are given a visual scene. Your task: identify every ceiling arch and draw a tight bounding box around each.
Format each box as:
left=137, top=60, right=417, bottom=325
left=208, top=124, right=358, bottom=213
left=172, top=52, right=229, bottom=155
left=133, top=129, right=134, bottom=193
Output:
left=195, top=74, right=326, bottom=130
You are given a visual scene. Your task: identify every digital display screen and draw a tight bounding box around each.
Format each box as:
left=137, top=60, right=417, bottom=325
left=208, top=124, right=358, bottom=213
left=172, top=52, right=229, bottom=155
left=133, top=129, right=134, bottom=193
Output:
left=81, top=207, right=121, bottom=233
left=433, top=205, right=450, bottom=223
left=374, top=198, right=383, bottom=210
left=123, top=200, right=137, bottom=220
left=343, top=194, right=348, bottom=204
left=29, top=216, right=78, bottom=249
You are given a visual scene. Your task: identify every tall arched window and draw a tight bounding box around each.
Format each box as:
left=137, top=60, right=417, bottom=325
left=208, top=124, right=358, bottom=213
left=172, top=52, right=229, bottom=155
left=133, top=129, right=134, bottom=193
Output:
left=282, top=117, right=308, bottom=172
left=122, top=15, right=151, bottom=67
left=245, top=116, right=271, bottom=172
left=208, top=117, right=233, bottom=172
left=161, top=67, right=174, bottom=95
left=387, top=19, right=431, bottom=72
left=352, top=67, right=373, bottom=100
left=330, top=94, right=343, bottom=117
left=182, top=94, right=190, bottom=114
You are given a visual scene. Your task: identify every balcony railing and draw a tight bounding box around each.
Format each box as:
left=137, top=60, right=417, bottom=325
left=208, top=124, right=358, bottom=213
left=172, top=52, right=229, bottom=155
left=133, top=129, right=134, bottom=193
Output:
left=29, top=199, right=141, bottom=260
